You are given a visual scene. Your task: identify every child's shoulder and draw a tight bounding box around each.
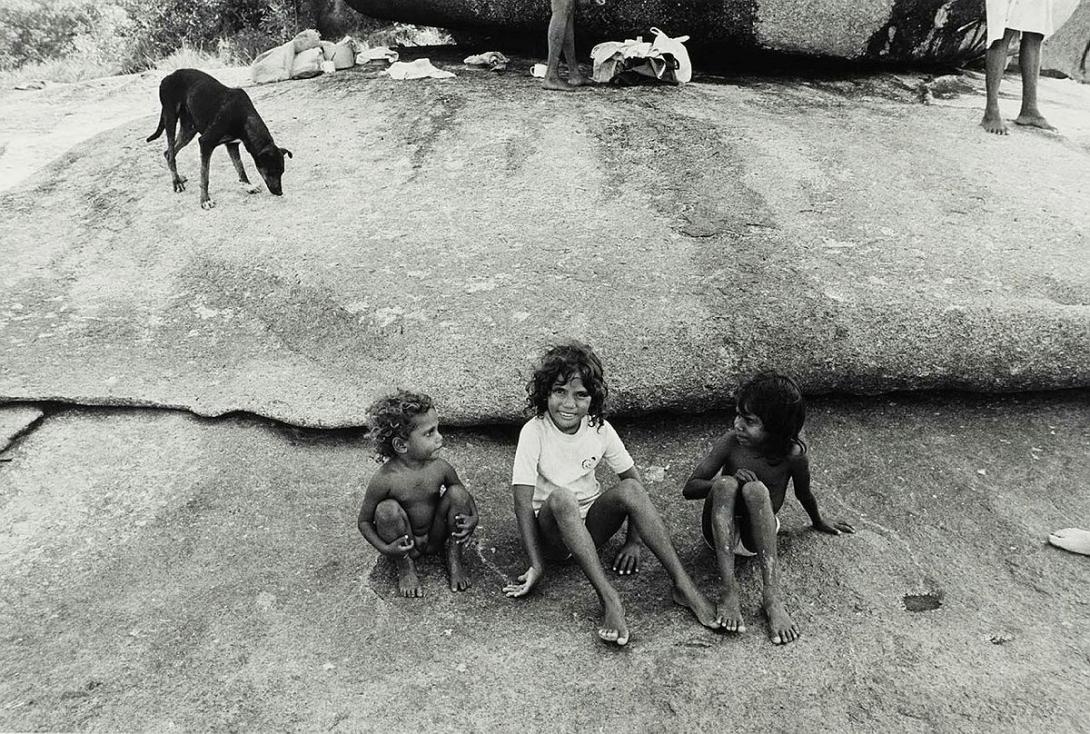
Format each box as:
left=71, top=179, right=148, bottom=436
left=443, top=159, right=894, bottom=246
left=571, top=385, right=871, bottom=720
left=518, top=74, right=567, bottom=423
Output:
left=785, top=442, right=809, bottom=466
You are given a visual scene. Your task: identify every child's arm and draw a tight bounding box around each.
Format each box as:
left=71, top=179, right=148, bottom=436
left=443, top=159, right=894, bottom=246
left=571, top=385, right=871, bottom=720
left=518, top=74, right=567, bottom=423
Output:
left=503, top=483, right=545, bottom=598
left=791, top=454, right=854, bottom=535
left=682, top=435, right=733, bottom=499
left=356, top=479, right=415, bottom=556
left=443, top=461, right=479, bottom=545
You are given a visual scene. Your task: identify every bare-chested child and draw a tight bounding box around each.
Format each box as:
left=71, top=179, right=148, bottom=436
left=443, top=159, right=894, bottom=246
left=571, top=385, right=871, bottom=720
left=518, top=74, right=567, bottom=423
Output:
left=504, top=342, right=721, bottom=645
left=980, top=0, right=1080, bottom=134
left=683, top=373, right=853, bottom=644
left=543, top=0, right=591, bottom=91
left=357, top=391, right=478, bottom=597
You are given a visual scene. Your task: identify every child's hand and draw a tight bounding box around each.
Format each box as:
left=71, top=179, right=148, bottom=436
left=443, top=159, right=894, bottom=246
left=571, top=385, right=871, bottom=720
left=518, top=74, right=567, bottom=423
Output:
left=734, top=468, right=759, bottom=485
left=385, top=535, right=415, bottom=556
left=450, top=513, right=478, bottom=545
left=814, top=519, right=855, bottom=535
left=612, top=542, right=641, bottom=575
left=503, top=566, right=542, bottom=598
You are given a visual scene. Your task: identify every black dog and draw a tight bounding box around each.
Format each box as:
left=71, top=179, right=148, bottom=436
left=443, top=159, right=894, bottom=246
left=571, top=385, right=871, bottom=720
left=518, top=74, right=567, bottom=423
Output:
left=146, top=68, right=292, bottom=209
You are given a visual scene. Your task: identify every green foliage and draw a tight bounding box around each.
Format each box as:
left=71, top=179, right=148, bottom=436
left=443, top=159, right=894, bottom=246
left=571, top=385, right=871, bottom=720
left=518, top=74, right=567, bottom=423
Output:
left=119, top=0, right=304, bottom=69
left=0, top=0, right=427, bottom=79
left=0, top=0, right=311, bottom=73
left=0, top=0, right=100, bottom=70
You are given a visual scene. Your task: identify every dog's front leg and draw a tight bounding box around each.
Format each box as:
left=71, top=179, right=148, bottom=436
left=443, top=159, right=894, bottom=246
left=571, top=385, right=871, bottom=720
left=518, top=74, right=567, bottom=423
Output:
left=226, top=143, right=259, bottom=194
left=199, top=141, right=215, bottom=209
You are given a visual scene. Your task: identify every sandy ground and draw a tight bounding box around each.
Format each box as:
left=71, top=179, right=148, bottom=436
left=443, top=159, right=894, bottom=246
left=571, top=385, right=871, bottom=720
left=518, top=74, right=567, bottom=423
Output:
left=1, top=393, right=1088, bottom=731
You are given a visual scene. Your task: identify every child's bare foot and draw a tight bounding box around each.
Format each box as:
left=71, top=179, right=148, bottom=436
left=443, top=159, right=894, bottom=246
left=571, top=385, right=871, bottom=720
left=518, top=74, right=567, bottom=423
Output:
left=980, top=111, right=1009, bottom=135
left=447, top=543, right=471, bottom=592
left=395, top=557, right=422, bottom=598
left=672, top=583, right=723, bottom=630
left=543, top=75, right=578, bottom=92
left=763, top=596, right=799, bottom=644
left=598, top=596, right=630, bottom=646
left=1014, top=113, right=1057, bottom=131
left=717, top=585, right=746, bottom=633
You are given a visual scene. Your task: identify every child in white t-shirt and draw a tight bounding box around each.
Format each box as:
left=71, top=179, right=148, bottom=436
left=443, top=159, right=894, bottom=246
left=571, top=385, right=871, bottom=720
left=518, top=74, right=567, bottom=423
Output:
left=503, top=342, right=721, bottom=646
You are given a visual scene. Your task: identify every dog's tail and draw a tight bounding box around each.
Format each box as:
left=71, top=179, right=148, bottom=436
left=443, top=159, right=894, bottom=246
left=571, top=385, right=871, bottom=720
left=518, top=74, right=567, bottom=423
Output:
left=146, top=111, right=166, bottom=143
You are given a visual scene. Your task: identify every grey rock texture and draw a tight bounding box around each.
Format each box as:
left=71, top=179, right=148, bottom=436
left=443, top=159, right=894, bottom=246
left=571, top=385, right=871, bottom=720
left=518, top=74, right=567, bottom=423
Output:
left=1, top=60, right=1089, bottom=427
left=0, top=404, right=43, bottom=452
left=0, top=394, right=1087, bottom=730
left=347, top=0, right=989, bottom=62
left=1043, top=0, right=1090, bottom=81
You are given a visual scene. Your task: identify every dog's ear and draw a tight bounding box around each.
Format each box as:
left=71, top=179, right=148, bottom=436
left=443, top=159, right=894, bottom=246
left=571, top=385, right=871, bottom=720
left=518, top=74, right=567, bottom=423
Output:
left=280, top=147, right=293, bottom=159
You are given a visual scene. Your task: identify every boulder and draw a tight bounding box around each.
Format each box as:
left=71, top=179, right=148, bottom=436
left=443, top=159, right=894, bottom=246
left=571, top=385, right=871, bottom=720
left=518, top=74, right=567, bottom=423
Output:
left=344, top=0, right=990, bottom=62
left=1042, top=0, right=1090, bottom=81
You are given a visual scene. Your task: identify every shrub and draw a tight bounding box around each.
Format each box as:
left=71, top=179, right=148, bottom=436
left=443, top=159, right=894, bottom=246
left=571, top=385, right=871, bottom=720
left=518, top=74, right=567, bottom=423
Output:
left=0, top=0, right=100, bottom=70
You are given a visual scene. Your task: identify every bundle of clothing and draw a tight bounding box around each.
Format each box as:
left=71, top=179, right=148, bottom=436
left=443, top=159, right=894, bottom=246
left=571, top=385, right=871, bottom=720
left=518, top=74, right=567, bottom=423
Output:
left=251, top=30, right=381, bottom=84
left=590, top=27, right=692, bottom=85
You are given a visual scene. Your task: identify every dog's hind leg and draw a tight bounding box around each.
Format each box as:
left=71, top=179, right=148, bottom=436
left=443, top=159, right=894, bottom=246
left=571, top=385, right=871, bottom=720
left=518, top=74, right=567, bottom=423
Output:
left=226, top=142, right=259, bottom=194
left=165, top=114, right=198, bottom=192
left=162, top=108, right=190, bottom=193
left=198, top=139, right=216, bottom=210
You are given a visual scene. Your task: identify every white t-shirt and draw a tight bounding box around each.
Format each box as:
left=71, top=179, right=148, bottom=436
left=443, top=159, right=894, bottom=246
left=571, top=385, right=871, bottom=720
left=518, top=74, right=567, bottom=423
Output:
left=511, top=414, right=635, bottom=518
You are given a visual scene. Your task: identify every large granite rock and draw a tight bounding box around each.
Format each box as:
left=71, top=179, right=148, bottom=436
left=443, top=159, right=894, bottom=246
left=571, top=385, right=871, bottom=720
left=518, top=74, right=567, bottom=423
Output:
left=347, top=0, right=990, bottom=62
left=1, top=60, right=1089, bottom=428
left=1043, top=0, right=1090, bottom=81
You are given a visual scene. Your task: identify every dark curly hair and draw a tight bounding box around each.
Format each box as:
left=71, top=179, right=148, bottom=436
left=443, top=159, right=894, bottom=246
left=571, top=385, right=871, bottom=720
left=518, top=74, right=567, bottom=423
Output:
left=365, top=390, right=435, bottom=462
left=734, top=372, right=807, bottom=459
left=525, top=341, right=609, bottom=427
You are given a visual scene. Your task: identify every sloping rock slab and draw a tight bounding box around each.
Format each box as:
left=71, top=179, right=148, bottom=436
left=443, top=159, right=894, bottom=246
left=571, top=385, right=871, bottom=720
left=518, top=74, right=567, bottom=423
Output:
left=1, top=62, right=1089, bottom=427
left=0, top=394, right=1088, bottom=730
left=347, top=0, right=989, bottom=62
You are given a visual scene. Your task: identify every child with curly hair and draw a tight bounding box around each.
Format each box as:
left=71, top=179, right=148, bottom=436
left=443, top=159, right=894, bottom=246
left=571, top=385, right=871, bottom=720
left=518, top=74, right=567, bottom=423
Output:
left=683, top=372, right=853, bottom=644
left=357, top=390, right=478, bottom=597
left=504, top=342, right=721, bottom=645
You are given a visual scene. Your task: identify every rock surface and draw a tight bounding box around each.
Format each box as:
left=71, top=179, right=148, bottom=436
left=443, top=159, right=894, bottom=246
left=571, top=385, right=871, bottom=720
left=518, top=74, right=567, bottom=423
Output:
left=347, top=0, right=990, bottom=62
left=1043, top=0, right=1090, bottom=81
left=1, top=57, right=1089, bottom=427
left=0, top=393, right=1087, bottom=730
left=0, top=404, right=43, bottom=452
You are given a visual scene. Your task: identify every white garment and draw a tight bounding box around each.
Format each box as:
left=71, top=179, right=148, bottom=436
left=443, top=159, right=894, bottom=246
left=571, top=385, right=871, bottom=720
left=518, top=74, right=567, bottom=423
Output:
left=386, top=58, right=454, bottom=80
left=511, top=414, right=635, bottom=519
left=986, top=0, right=1081, bottom=45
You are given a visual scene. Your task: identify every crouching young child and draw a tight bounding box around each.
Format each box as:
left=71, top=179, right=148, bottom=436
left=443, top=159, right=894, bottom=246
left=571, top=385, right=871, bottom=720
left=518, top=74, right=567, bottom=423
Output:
left=357, top=390, right=478, bottom=597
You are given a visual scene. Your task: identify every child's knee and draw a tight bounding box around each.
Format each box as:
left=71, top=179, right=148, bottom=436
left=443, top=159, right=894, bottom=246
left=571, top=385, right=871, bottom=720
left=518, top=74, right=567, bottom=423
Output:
left=710, top=476, right=739, bottom=503
left=616, top=477, right=648, bottom=506
left=544, top=487, right=580, bottom=519
left=374, top=499, right=406, bottom=531
left=740, top=480, right=770, bottom=505
left=442, top=484, right=473, bottom=513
